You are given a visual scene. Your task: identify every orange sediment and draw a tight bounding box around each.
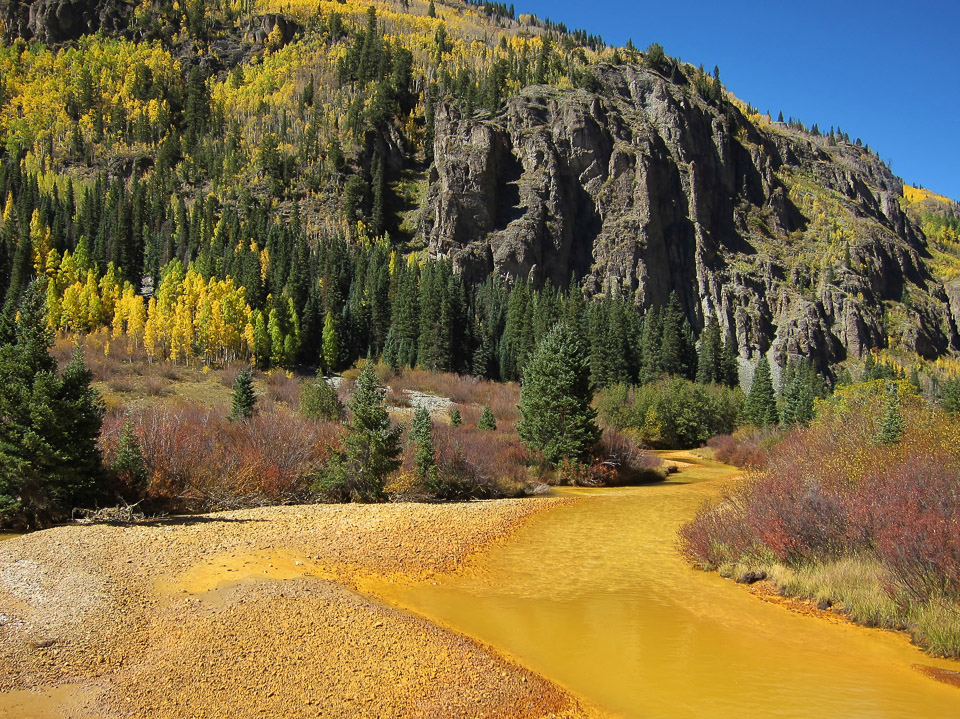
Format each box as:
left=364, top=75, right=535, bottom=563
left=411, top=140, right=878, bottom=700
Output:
left=0, top=499, right=585, bottom=718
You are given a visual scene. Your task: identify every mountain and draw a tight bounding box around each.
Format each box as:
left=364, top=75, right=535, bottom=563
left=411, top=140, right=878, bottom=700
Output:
left=0, top=0, right=957, bottom=375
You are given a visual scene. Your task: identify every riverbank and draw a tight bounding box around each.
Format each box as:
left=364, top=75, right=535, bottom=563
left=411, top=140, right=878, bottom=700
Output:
left=0, top=498, right=586, bottom=718
left=373, top=452, right=960, bottom=718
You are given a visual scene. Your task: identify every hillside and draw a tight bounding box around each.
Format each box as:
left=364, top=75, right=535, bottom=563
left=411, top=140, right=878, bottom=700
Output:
left=0, top=0, right=958, bottom=373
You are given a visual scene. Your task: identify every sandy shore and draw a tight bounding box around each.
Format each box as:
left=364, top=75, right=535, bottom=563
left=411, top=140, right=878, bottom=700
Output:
left=0, top=498, right=586, bottom=718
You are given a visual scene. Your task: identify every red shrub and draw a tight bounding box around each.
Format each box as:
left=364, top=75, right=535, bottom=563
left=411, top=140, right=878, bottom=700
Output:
left=100, top=400, right=343, bottom=512
left=865, top=456, right=960, bottom=601
left=707, top=431, right=770, bottom=469
left=597, top=428, right=664, bottom=484
left=681, top=388, right=960, bottom=605
left=679, top=494, right=756, bottom=569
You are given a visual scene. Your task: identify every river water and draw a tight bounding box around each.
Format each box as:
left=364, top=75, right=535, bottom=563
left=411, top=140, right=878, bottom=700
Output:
left=375, top=452, right=960, bottom=718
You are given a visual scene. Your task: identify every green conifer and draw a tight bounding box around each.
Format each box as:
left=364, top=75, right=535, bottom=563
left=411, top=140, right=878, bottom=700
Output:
left=478, top=404, right=497, bottom=431
left=300, top=374, right=345, bottom=422
left=746, top=356, right=778, bottom=427
left=230, top=368, right=257, bottom=421
left=410, top=406, right=436, bottom=480
left=517, top=323, right=600, bottom=463
left=337, top=362, right=402, bottom=501
left=0, top=281, right=105, bottom=527
left=113, top=416, right=148, bottom=495
left=875, top=383, right=906, bottom=445
left=722, top=331, right=740, bottom=388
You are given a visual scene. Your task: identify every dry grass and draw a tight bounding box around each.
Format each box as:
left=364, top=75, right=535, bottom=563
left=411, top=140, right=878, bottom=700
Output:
left=681, top=385, right=960, bottom=656
left=766, top=557, right=900, bottom=628
left=911, top=601, right=960, bottom=657
left=388, top=369, right=521, bottom=425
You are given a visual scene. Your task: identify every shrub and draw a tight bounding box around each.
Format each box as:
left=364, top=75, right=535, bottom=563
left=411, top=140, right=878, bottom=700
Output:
left=300, top=375, right=345, bottom=422
left=706, top=430, right=770, bottom=469
left=101, top=399, right=341, bottom=512
left=597, top=378, right=744, bottom=449
left=264, top=369, right=301, bottom=407
left=388, top=369, right=521, bottom=425
left=680, top=381, right=960, bottom=655
left=596, top=429, right=665, bottom=484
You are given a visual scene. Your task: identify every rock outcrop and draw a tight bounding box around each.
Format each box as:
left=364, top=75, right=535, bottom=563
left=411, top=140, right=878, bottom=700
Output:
left=420, top=64, right=958, bottom=366
left=0, top=0, right=131, bottom=44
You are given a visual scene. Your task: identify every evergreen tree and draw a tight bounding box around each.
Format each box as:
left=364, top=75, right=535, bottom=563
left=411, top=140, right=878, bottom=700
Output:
left=745, top=355, right=778, bottom=427
left=659, top=293, right=697, bottom=380
left=517, top=323, right=600, bottom=463
left=317, top=361, right=401, bottom=501
left=0, top=281, right=105, bottom=528
left=721, top=331, right=740, bottom=388
left=322, top=310, right=340, bottom=373
left=875, top=383, right=906, bottom=445
left=940, top=377, right=960, bottom=415
left=640, top=305, right=663, bottom=383
left=696, top=318, right=724, bottom=384
left=780, top=360, right=816, bottom=428
left=112, top=415, right=148, bottom=497
left=478, top=404, right=497, bottom=431
left=835, top=367, right=854, bottom=387
left=230, top=368, right=257, bottom=421
left=410, top=406, right=436, bottom=481
left=449, top=406, right=462, bottom=426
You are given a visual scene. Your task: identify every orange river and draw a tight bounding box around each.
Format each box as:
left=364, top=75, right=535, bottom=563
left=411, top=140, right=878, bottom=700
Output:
left=369, top=452, right=960, bottom=718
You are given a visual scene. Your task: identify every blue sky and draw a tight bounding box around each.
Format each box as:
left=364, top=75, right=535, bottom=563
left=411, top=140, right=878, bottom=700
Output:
left=516, top=0, right=960, bottom=201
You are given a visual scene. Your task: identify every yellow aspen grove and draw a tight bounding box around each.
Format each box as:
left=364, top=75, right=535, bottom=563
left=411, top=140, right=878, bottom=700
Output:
left=111, top=291, right=127, bottom=339
left=29, top=210, right=46, bottom=275
left=170, top=302, right=194, bottom=364
left=44, top=279, right=61, bottom=332
left=82, top=270, right=102, bottom=330
left=98, top=263, right=123, bottom=324
left=60, top=282, right=84, bottom=333
left=44, top=248, right=60, bottom=282
left=124, top=285, right=146, bottom=349
left=57, top=250, right=78, bottom=292
left=143, top=297, right=159, bottom=361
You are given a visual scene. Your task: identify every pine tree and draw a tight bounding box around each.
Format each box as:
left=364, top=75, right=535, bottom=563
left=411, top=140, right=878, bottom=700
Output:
left=780, top=361, right=816, bottom=428
left=319, top=361, right=401, bottom=502
left=230, top=368, right=257, bottom=421
left=875, top=383, right=905, bottom=445
left=745, top=355, right=778, bottom=427
left=721, top=331, right=740, bottom=388
left=0, top=281, right=105, bottom=528
left=640, top=305, right=663, bottom=383
left=696, top=318, right=723, bottom=384
left=517, top=323, right=600, bottom=463
left=449, top=407, right=462, bottom=426
left=478, top=404, right=496, bottom=431
left=410, top=406, right=436, bottom=481
left=112, top=416, right=148, bottom=496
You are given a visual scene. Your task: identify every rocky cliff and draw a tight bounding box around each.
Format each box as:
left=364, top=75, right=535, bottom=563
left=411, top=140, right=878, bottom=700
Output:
left=0, top=0, right=131, bottom=44
left=420, top=64, right=957, bottom=366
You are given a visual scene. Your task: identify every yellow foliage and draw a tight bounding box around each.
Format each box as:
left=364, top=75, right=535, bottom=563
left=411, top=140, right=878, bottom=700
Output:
left=903, top=185, right=953, bottom=206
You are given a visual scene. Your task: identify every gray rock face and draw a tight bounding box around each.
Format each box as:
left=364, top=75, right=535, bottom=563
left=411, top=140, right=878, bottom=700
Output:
left=0, top=0, right=131, bottom=44
left=419, top=64, right=958, bottom=366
